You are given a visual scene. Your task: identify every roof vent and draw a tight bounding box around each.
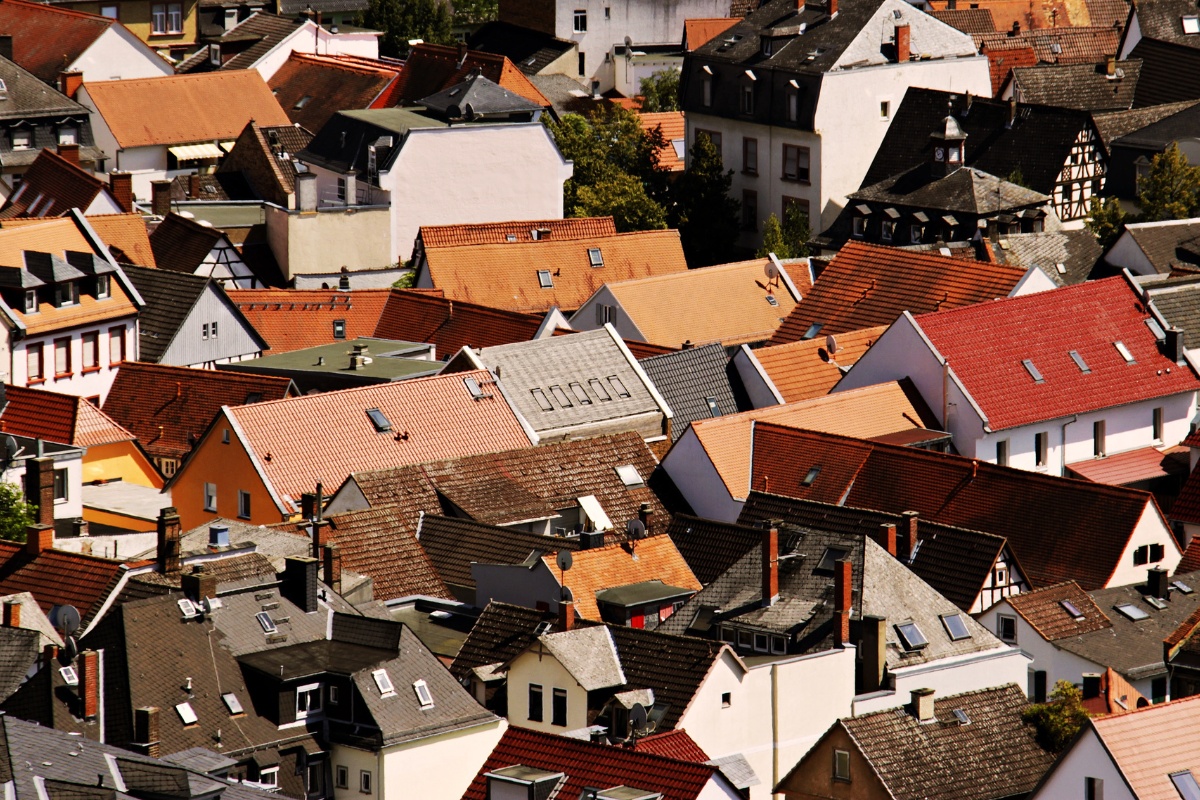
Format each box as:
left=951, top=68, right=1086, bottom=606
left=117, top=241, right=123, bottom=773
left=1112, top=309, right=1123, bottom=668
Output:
left=1021, top=359, right=1044, bottom=383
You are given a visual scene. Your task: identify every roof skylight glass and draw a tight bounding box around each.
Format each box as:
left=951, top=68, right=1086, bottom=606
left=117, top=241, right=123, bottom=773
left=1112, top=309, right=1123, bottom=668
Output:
left=802, top=466, right=821, bottom=486
left=1174, top=580, right=1194, bottom=594
left=802, top=323, right=824, bottom=340
left=1069, top=350, right=1090, bottom=374
left=1183, top=15, right=1200, bottom=34
left=1145, top=595, right=1168, bottom=610
left=537, top=270, right=553, bottom=288
left=531, top=388, right=554, bottom=412
left=896, top=622, right=929, bottom=651
left=952, top=709, right=971, bottom=724
left=256, top=611, right=278, bottom=634
left=59, top=666, right=78, bottom=686
left=816, top=546, right=849, bottom=572
left=222, top=692, right=244, bottom=714
left=1171, top=770, right=1200, bottom=800
left=570, top=382, right=591, bottom=405
left=366, top=408, right=391, bottom=432
left=941, top=613, right=971, bottom=641
left=373, top=669, right=395, bottom=696
left=176, top=702, right=198, bottom=725
left=608, top=376, right=631, bottom=398
left=588, top=247, right=604, bottom=267
left=615, top=464, right=644, bottom=487
left=1114, top=603, right=1149, bottom=621
left=1060, top=600, right=1084, bottom=619
left=1114, top=341, right=1135, bottom=363
left=1022, top=359, right=1044, bottom=383
left=706, top=397, right=721, bottom=417
left=549, top=385, right=573, bottom=408
left=413, top=679, right=434, bottom=708
left=589, top=379, right=612, bottom=401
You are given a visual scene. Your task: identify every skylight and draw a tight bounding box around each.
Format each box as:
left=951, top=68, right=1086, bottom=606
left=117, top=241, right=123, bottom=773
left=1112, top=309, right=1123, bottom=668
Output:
left=588, top=247, right=604, bottom=267
left=802, top=466, right=821, bottom=486
left=1145, top=595, right=1168, bottom=610
left=366, top=408, right=391, bottom=432
left=537, top=270, right=554, bottom=288
left=1061, top=599, right=1084, bottom=619
left=706, top=396, right=721, bottom=418
left=223, top=692, right=244, bottom=714
left=1171, top=770, right=1200, bottom=800
left=941, top=613, right=971, bottom=641
left=1174, top=580, right=1195, bottom=595
left=1146, top=317, right=1166, bottom=340
left=816, top=546, right=849, bottom=572
left=1184, top=15, right=1200, bottom=34
left=59, top=666, right=79, bottom=686
left=176, top=702, right=198, bottom=725
left=615, top=464, right=644, bottom=487
left=608, top=376, right=631, bottom=398
left=1114, top=603, right=1149, bottom=621
left=294, top=95, right=313, bottom=109
left=802, top=323, right=824, bottom=340
left=256, top=611, right=278, bottom=634
left=570, top=382, right=591, bottom=404
left=549, top=385, right=573, bottom=408
left=952, top=709, right=971, bottom=725
left=534, top=621, right=553, bottom=634
left=178, top=598, right=198, bottom=618
left=589, top=379, right=612, bottom=401
left=766, top=295, right=779, bottom=307
left=1069, top=350, right=1090, bottom=374
left=896, top=622, right=929, bottom=651
left=1022, top=359, right=1044, bottom=383
left=464, top=377, right=484, bottom=399
left=413, top=679, right=434, bottom=709
left=1114, top=341, right=1135, bottom=363
left=531, top=389, right=554, bottom=412
left=373, top=669, right=395, bottom=697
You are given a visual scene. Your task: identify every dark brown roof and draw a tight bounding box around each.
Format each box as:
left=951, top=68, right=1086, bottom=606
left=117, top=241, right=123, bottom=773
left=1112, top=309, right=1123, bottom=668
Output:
left=268, top=52, right=399, bottom=133
left=449, top=600, right=554, bottom=679
left=605, top=625, right=725, bottom=731
left=214, top=13, right=306, bottom=71
left=372, top=289, right=546, bottom=355
left=1092, top=100, right=1200, bottom=148
left=0, top=0, right=114, bottom=84
left=666, top=514, right=763, bottom=585
left=0, top=149, right=106, bottom=219
left=149, top=214, right=223, bottom=274
left=929, top=7, right=997, bottom=33
left=322, top=507, right=451, bottom=601
left=1005, top=580, right=1113, bottom=640
left=1011, top=60, right=1142, bottom=111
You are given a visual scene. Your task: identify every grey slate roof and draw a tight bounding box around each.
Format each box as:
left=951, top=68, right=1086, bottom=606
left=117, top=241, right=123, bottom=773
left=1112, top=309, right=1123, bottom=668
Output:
left=1111, top=101, right=1200, bottom=149
left=1117, top=218, right=1200, bottom=274
left=1011, top=60, right=1142, bottom=111
left=990, top=229, right=1103, bottom=285
left=467, top=22, right=576, bottom=75
left=0, top=57, right=90, bottom=120
left=121, top=265, right=253, bottom=363
left=1092, top=100, right=1200, bottom=148
left=851, top=165, right=1050, bottom=214
left=537, top=626, right=626, bottom=690
left=215, top=13, right=307, bottom=72
left=132, top=518, right=314, bottom=571
left=418, top=74, right=543, bottom=119
left=1145, top=276, right=1200, bottom=348
left=0, top=627, right=40, bottom=702
left=666, top=514, right=764, bottom=586
left=449, top=601, right=555, bottom=680
left=1131, top=0, right=1200, bottom=50
left=639, top=344, right=744, bottom=443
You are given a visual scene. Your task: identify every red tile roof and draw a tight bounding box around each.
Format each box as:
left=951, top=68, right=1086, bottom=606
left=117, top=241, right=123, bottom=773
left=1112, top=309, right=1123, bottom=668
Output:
left=915, top=276, right=1200, bottom=431
left=392, top=43, right=550, bottom=109
left=639, top=111, right=685, bottom=172
left=268, top=52, right=400, bottom=133
left=103, top=362, right=295, bottom=461
left=1177, top=536, right=1200, bottom=573
left=1067, top=446, right=1186, bottom=485
left=0, top=542, right=130, bottom=626
left=749, top=422, right=1171, bottom=589
left=461, top=727, right=721, bottom=800
left=0, top=0, right=116, bottom=84
left=1005, top=580, right=1112, bottom=641
left=373, top=290, right=546, bottom=355
left=768, top=241, right=1026, bottom=344
left=228, top=289, right=393, bottom=353
left=0, top=385, right=134, bottom=447
left=417, top=217, right=617, bottom=249
left=751, top=325, right=886, bottom=402
left=627, top=729, right=710, bottom=761
left=0, top=150, right=106, bottom=220
left=683, top=18, right=741, bottom=50
left=984, top=44, right=1039, bottom=95
left=1090, top=694, right=1200, bottom=798
left=86, top=214, right=156, bottom=267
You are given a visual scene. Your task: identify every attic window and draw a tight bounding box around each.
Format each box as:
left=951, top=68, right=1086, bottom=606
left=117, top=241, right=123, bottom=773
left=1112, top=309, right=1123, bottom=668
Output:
left=952, top=709, right=971, bottom=725
left=1060, top=599, right=1084, bottom=619
left=1022, top=359, right=1044, bottom=383
left=1174, top=580, right=1195, bottom=594
left=256, top=611, right=278, bottom=633
left=802, top=323, right=823, bottom=340
left=766, top=295, right=779, bottom=307
left=1146, top=317, right=1167, bottom=340
left=1183, top=15, right=1200, bottom=33
left=802, top=466, right=820, bottom=486
left=178, top=598, right=199, bottom=618
left=413, top=679, right=434, bottom=709
left=569, top=382, right=591, bottom=404
left=1114, top=341, right=1135, bottom=363
left=816, top=546, right=849, bottom=572
left=333, top=320, right=346, bottom=339
left=537, top=270, right=554, bottom=288
left=176, top=702, right=198, bottom=726
left=615, top=464, right=643, bottom=487
left=372, top=669, right=396, bottom=697
left=1171, top=770, right=1200, bottom=799
left=1114, top=603, right=1149, bottom=621
left=294, top=95, right=313, bottom=109
left=588, top=247, right=604, bottom=267
left=222, top=692, right=244, bottom=714
left=1069, top=350, right=1090, bottom=374
left=366, top=408, right=392, bottom=432
left=59, top=666, right=79, bottom=686
left=896, top=621, right=929, bottom=651
left=531, top=388, right=554, bottom=411
left=941, top=613, right=971, bottom=641
left=506, top=234, right=518, bottom=242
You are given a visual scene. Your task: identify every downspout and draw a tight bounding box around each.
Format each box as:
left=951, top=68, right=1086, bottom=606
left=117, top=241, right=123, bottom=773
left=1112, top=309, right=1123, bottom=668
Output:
left=1061, top=414, right=1078, bottom=475
left=771, top=662, right=780, bottom=792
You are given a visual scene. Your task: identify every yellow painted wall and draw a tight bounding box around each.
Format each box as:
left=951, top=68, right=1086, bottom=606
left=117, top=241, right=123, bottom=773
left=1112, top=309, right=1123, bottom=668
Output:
left=171, top=414, right=283, bottom=530
left=82, top=505, right=156, bottom=531
left=506, top=649, right=588, bottom=733
left=67, top=0, right=200, bottom=49
left=84, top=442, right=163, bottom=489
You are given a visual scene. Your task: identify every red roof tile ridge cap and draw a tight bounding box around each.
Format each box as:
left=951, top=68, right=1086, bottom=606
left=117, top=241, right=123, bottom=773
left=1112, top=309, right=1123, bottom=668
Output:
left=87, top=71, right=267, bottom=88
left=1164, top=604, right=1200, bottom=651
left=1093, top=693, right=1200, bottom=726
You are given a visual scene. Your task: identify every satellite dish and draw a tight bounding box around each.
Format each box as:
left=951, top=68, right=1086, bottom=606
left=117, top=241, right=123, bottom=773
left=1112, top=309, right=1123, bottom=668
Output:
left=561, top=585, right=574, bottom=603
left=4, top=435, right=19, bottom=460
left=49, top=605, right=81, bottom=636
left=556, top=550, right=574, bottom=572
left=826, top=334, right=839, bottom=355
left=626, top=519, right=646, bottom=540
left=630, top=703, right=648, bottom=735
left=463, top=102, right=476, bottom=121
left=765, top=256, right=781, bottom=281
left=62, top=635, right=79, bottom=662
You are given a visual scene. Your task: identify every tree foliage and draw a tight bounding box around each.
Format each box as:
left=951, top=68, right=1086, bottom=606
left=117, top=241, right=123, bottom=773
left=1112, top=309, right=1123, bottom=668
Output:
left=451, top=0, right=496, bottom=27
left=672, top=134, right=740, bottom=266
left=0, top=482, right=34, bottom=543
left=1139, top=142, right=1200, bottom=222
left=363, top=0, right=453, bottom=57
left=757, top=204, right=811, bottom=258
left=638, top=69, right=681, bottom=112
left=1021, top=680, right=1090, bottom=754
left=572, top=173, right=667, bottom=232
left=1086, top=196, right=1128, bottom=249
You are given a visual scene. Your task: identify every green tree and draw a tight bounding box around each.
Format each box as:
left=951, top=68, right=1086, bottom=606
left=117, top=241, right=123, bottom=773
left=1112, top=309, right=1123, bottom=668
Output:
left=1139, top=142, right=1200, bottom=222
left=451, top=0, right=496, bottom=27
left=1086, top=195, right=1128, bottom=249
left=672, top=134, right=740, bottom=266
left=0, top=482, right=34, bottom=543
left=756, top=205, right=812, bottom=259
left=363, top=0, right=453, bottom=58
left=758, top=213, right=786, bottom=259
left=1021, top=680, right=1090, bottom=754
left=392, top=271, right=416, bottom=289
left=572, top=173, right=667, bottom=232
left=638, top=69, right=680, bottom=112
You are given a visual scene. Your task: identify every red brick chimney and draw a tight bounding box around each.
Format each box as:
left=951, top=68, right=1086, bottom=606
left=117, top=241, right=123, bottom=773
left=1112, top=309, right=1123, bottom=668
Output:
left=25, top=456, right=55, bottom=527
left=834, top=557, right=852, bottom=645
left=3, top=599, right=20, bottom=628
left=323, top=542, right=341, bottom=592
left=558, top=594, right=575, bottom=631
left=156, top=506, right=181, bottom=575
left=188, top=173, right=201, bottom=199
left=57, top=143, right=80, bottom=167
left=874, top=523, right=898, bottom=557
left=761, top=526, right=779, bottom=607
left=895, top=22, right=910, bottom=62
left=150, top=180, right=172, bottom=218
left=901, top=510, right=919, bottom=563
left=58, top=71, right=83, bottom=100
left=827, top=0, right=837, bottom=15
left=109, top=172, right=133, bottom=213
left=134, top=707, right=160, bottom=758
left=78, top=649, right=99, bottom=719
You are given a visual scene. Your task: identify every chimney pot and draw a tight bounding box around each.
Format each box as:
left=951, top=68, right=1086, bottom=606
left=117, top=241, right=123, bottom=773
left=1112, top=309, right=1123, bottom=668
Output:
left=874, top=523, right=898, bottom=557
left=910, top=687, right=935, bottom=721
left=761, top=526, right=779, bottom=607
left=1149, top=566, right=1170, bottom=600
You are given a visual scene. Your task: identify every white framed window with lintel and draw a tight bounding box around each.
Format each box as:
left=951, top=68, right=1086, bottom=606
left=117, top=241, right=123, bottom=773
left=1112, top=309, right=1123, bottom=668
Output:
left=296, top=682, right=322, bottom=719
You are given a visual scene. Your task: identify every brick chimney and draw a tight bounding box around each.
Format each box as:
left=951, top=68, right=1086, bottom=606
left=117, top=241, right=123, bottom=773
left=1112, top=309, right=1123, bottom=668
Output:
left=150, top=180, right=172, bottom=218
left=57, top=143, right=80, bottom=167
left=873, top=523, right=898, bottom=557
left=78, top=649, right=99, bottom=719
left=827, top=0, right=837, bottom=15
left=910, top=687, right=935, bottom=721
left=900, top=511, right=919, bottom=563
left=0, top=35, right=12, bottom=62
left=25, top=456, right=55, bottom=527
left=180, top=564, right=217, bottom=603
left=1148, top=566, right=1170, bottom=600
left=761, top=526, right=779, bottom=607
left=58, top=71, right=84, bottom=100
left=109, top=172, right=133, bottom=213
left=894, top=21, right=910, bottom=62
left=156, top=507, right=181, bottom=575
left=558, top=594, right=575, bottom=631
left=638, top=501, right=652, bottom=536
left=834, top=558, right=852, bottom=646
left=133, top=707, right=160, bottom=758
left=323, top=543, right=341, bottom=592
left=188, top=173, right=201, bottom=199
left=3, top=599, right=20, bottom=628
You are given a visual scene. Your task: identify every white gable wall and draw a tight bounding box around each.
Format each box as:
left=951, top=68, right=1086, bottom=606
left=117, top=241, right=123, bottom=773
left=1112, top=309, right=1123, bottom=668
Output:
left=730, top=346, right=784, bottom=409
left=570, top=286, right=648, bottom=342
left=659, top=425, right=744, bottom=522
left=158, top=283, right=264, bottom=367
left=1029, top=727, right=1135, bottom=800
left=73, top=26, right=174, bottom=82
left=855, top=646, right=1031, bottom=716
left=1105, top=228, right=1158, bottom=274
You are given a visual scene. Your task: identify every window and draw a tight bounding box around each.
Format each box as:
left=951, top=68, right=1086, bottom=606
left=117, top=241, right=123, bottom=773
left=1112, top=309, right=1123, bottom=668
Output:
left=702, top=76, right=712, bottom=107
left=1034, top=431, right=1048, bottom=467
left=740, top=84, right=754, bottom=114
left=238, top=490, right=251, bottom=519
left=852, top=217, right=867, bottom=238
left=53, top=469, right=67, bottom=501
left=296, top=683, right=322, bottom=718
left=10, top=130, right=30, bottom=150
left=941, top=613, right=971, bottom=641
left=222, top=429, right=230, bottom=444
left=23, top=290, right=37, bottom=314
left=569, top=382, right=591, bottom=405
left=336, top=766, right=348, bottom=789
left=211, top=321, right=218, bottom=338
left=1115, top=340, right=1135, bottom=363
left=82, top=332, right=98, bottom=371
left=531, top=388, right=554, bottom=411
left=202, top=323, right=209, bottom=340
left=528, top=684, right=543, bottom=721
left=742, top=137, right=758, bottom=174
left=537, top=269, right=554, bottom=288
left=366, top=408, right=391, bottom=432
left=1184, top=15, right=1200, bottom=33
left=1094, top=420, right=1106, bottom=457
left=1085, top=777, right=1103, bottom=800
left=258, top=768, right=278, bottom=788
left=1114, top=603, right=1149, bottom=621
left=802, top=466, right=821, bottom=486
left=26, top=343, right=43, bottom=383
left=1022, top=359, right=1044, bottom=383
left=997, top=614, right=1017, bottom=642
left=604, top=5, right=610, bottom=17
left=100, top=3, right=118, bottom=17
left=742, top=190, right=758, bottom=231
left=996, top=439, right=1009, bottom=466
left=881, top=220, right=896, bottom=241
left=578, top=52, right=586, bottom=75
left=721, top=691, right=731, bottom=707
left=54, top=337, right=71, bottom=377
left=329, top=685, right=340, bottom=705
left=1134, top=543, right=1165, bottom=565
left=880, top=100, right=890, bottom=118
left=256, top=611, right=276, bottom=633
left=608, top=376, right=630, bottom=398
left=910, top=223, right=923, bottom=242
left=1171, top=772, right=1200, bottom=800
left=549, top=385, right=572, bottom=407
left=588, top=378, right=611, bottom=400
left=782, top=144, right=810, bottom=182
left=222, top=692, right=244, bottom=715
left=176, top=702, right=198, bottom=725
left=96, top=274, right=110, bottom=299
left=204, top=482, right=217, bottom=512
left=896, top=621, right=928, bottom=651
left=56, top=126, right=78, bottom=147
left=595, top=304, right=617, bottom=325
left=588, top=247, right=604, bottom=267
left=833, top=749, right=851, bottom=782
left=336, top=177, right=347, bottom=203
left=109, top=326, right=126, bottom=364
left=359, top=770, right=372, bottom=794
left=1153, top=676, right=1168, bottom=703
left=706, top=397, right=721, bottom=417
left=151, top=3, right=182, bottom=33
left=1061, top=600, right=1084, bottom=619
left=573, top=9, right=586, bottom=31
left=56, top=282, right=79, bottom=307
left=551, top=688, right=567, bottom=726
left=413, top=679, right=434, bottom=708
left=787, top=90, right=798, bottom=122
left=333, top=319, right=346, bottom=339
left=1153, top=407, right=1164, bottom=442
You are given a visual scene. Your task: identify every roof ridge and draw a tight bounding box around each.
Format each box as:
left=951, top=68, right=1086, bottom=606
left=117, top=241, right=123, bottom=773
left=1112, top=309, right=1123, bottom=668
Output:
left=2, top=0, right=115, bottom=22
left=228, top=366, right=494, bottom=414
left=287, top=51, right=398, bottom=76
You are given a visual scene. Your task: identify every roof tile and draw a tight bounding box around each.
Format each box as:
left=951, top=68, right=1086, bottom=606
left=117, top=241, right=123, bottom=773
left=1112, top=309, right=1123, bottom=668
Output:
left=1006, top=580, right=1113, bottom=640
left=0, top=385, right=133, bottom=447
left=230, top=288, right=393, bottom=353
left=1091, top=694, right=1200, bottom=799
left=750, top=325, right=885, bottom=402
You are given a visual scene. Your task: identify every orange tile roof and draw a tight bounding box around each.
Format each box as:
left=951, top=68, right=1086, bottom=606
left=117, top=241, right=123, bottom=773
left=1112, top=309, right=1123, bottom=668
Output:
left=599, top=258, right=808, bottom=348
left=418, top=217, right=618, bottom=249
left=224, top=369, right=534, bottom=509
left=768, top=241, right=1027, bottom=344
left=1091, top=695, right=1200, bottom=798
left=374, top=289, right=546, bottom=354
left=639, top=112, right=685, bottom=172
left=16, top=278, right=138, bottom=336
left=1005, top=580, right=1112, bottom=641
left=227, top=289, right=392, bottom=353
left=540, top=535, right=701, bottom=621
left=983, top=44, right=1039, bottom=95
left=421, top=229, right=688, bottom=313
left=1067, top=446, right=1185, bottom=486
left=83, top=71, right=291, bottom=149
left=0, top=384, right=134, bottom=447
left=751, top=325, right=886, bottom=402
left=683, top=18, right=741, bottom=50
left=84, top=213, right=155, bottom=267
left=0, top=218, right=92, bottom=268
left=685, top=380, right=937, bottom=501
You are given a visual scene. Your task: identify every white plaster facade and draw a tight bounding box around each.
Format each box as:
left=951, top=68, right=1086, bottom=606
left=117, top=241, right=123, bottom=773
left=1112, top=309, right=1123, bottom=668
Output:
left=660, top=424, right=746, bottom=522
left=852, top=645, right=1032, bottom=715
left=236, top=18, right=381, bottom=81
left=1027, top=725, right=1135, bottom=800
left=1, top=449, right=85, bottom=522
left=264, top=203, right=394, bottom=280
left=64, top=24, right=175, bottom=83
left=10, top=319, right=136, bottom=404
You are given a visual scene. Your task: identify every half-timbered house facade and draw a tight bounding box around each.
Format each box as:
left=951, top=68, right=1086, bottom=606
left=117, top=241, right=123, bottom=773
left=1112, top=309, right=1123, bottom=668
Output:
left=1054, top=125, right=1105, bottom=221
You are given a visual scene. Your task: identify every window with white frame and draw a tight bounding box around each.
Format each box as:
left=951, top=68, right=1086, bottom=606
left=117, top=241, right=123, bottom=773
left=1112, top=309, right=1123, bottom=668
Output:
left=359, top=771, right=372, bottom=794
left=96, top=274, right=110, bottom=299
left=54, top=337, right=71, bottom=377
left=151, top=3, right=182, bottom=33
left=296, top=683, right=322, bottom=718
left=11, top=130, right=31, bottom=150
left=27, top=343, right=43, bottom=382
left=204, top=482, right=217, bottom=512
left=258, top=768, right=279, bottom=788
left=1034, top=431, right=1048, bottom=467
left=335, top=766, right=348, bottom=789
left=573, top=8, right=586, bottom=31
left=23, top=290, right=36, bottom=313
left=852, top=217, right=867, bottom=238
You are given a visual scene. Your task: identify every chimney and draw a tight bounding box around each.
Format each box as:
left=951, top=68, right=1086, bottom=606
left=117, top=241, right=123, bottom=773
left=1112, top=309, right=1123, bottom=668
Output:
left=1106, top=54, right=1116, bottom=77
left=873, top=523, right=898, bottom=557
left=297, top=172, right=318, bottom=213
left=456, top=40, right=469, bottom=67
left=834, top=558, right=852, bottom=646
left=181, top=564, right=217, bottom=603
left=133, top=707, right=161, bottom=758
left=156, top=507, right=181, bottom=575
left=1166, top=326, right=1185, bottom=363
left=900, top=511, right=919, bottom=563
left=558, top=595, right=575, bottom=631
left=25, top=456, right=55, bottom=527
left=150, top=180, right=172, bottom=218
left=3, top=599, right=20, bottom=628
left=282, top=556, right=319, bottom=614
left=73, top=518, right=88, bottom=538
left=910, top=687, right=935, bottom=722
left=894, top=22, right=910, bottom=62
left=57, top=143, right=80, bottom=167
left=58, top=71, right=84, bottom=100
left=25, top=525, right=53, bottom=556
left=761, top=526, right=779, bottom=607
left=1082, top=672, right=1101, bottom=700
left=1010, top=20, right=1020, bottom=35
left=827, top=0, right=837, bottom=15
left=109, top=172, right=133, bottom=213
left=188, top=173, right=201, bottom=199
left=78, top=649, right=100, bottom=719
left=861, top=615, right=886, bottom=693
left=0, top=35, right=11, bottom=62
left=300, top=492, right=317, bottom=520
left=1148, top=566, right=1170, bottom=600
left=322, top=542, right=341, bottom=592
left=638, top=502, right=652, bottom=536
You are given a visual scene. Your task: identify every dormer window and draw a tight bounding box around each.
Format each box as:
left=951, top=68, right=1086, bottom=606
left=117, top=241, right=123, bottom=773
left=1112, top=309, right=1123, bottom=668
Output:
left=741, top=83, right=755, bottom=114
left=23, top=290, right=37, bottom=313
left=10, top=130, right=31, bottom=151
left=96, top=274, right=110, bottom=299
left=57, top=126, right=78, bottom=146
left=762, top=38, right=772, bottom=56
left=55, top=282, right=79, bottom=307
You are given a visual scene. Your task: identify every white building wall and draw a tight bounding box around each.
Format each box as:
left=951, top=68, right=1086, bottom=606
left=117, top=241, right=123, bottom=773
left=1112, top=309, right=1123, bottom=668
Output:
left=570, top=286, right=647, bottom=341
left=250, top=25, right=381, bottom=81
left=73, top=27, right=175, bottom=82
left=660, top=426, right=744, bottom=522
left=265, top=204, right=396, bottom=280
left=1110, top=504, right=1182, bottom=587
left=376, top=719, right=506, bottom=800
left=852, top=647, right=1032, bottom=715
left=1, top=453, right=85, bottom=520
left=11, top=319, right=136, bottom=404
left=1029, top=728, right=1135, bottom=800
left=159, top=285, right=264, bottom=367
left=506, top=648, right=591, bottom=733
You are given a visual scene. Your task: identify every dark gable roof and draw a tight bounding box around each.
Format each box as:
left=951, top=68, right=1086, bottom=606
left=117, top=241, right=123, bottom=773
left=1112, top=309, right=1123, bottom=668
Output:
left=322, top=506, right=451, bottom=601
left=1131, top=0, right=1200, bottom=50
left=605, top=624, right=724, bottom=730
left=747, top=423, right=1165, bottom=590
left=0, top=1, right=111, bottom=85
left=215, top=13, right=306, bottom=72
left=928, top=7, right=996, bottom=34
left=862, top=87, right=1095, bottom=195
left=149, top=213, right=223, bottom=274
left=0, top=55, right=91, bottom=119
left=989, top=228, right=1103, bottom=285
left=1125, top=38, right=1200, bottom=106
left=0, top=627, right=41, bottom=702
left=836, top=684, right=1054, bottom=800
left=268, top=53, right=398, bottom=134
left=0, top=149, right=105, bottom=219
left=1145, top=276, right=1200, bottom=349
left=1111, top=101, right=1200, bottom=149
left=1011, top=60, right=1142, bottom=111
left=1120, top=219, right=1200, bottom=274
left=449, top=601, right=554, bottom=679
left=639, top=344, right=744, bottom=442
left=666, top=514, right=764, bottom=585
left=418, top=73, right=542, bottom=118
left=467, top=21, right=576, bottom=75
left=372, top=289, right=546, bottom=354
left=299, top=108, right=445, bottom=175
left=850, top=164, right=1049, bottom=213
left=1091, top=100, right=1200, bottom=149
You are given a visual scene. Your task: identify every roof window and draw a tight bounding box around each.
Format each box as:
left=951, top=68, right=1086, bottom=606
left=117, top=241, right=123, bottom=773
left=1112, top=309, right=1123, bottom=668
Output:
left=896, top=621, right=928, bottom=651
left=222, top=692, right=244, bottom=714
left=333, top=319, right=346, bottom=339
left=549, top=385, right=573, bottom=408
left=766, top=294, right=779, bottom=307
left=1174, top=580, right=1194, bottom=594
left=705, top=396, right=721, bottom=417
left=802, top=323, right=823, bottom=340
left=1060, top=599, right=1084, bottom=619
left=1171, top=770, right=1200, bottom=799
left=531, top=388, right=554, bottom=411
left=256, top=611, right=278, bottom=633
left=802, top=466, right=821, bottom=486
left=615, top=464, right=643, bottom=487
left=366, top=408, right=392, bottom=432
left=1069, top=350, right=1090, bottom=374
left=816, top=546, right=849, bottom=572
left=413, top=679, right=434, bottom=708
left=178, top=598, right=199, bottom=618
left=59, top=666, right=79, bottom=686
left=608, top=376, right=631, bottom=398
left=537, top=270, right=554, bottom=288
left=176, top=702, right=198, bottom=725
left=1114, top=603, right=1149, bottom=621
left=372, top=669, right=396, bottom=697
left=588, top=247, right=604, bottom=267
left=294, top=95, right=313, bottom=109
left=952, top=708, right=971, bottom=724
left=1022, top=359, right=1044, bottom=383
left=1145, top=595, right=1168, bottom=610
left=941, top=613, right=971, bottom=641
left=1114, top=341, right=1135, bottom=363
left=1055, top=262, right=1066, bottom=274
left=1184, top=15, right=1200, bottom=34
left=1146, top=317, right=1166, bottom=340
left=589, top=378, right=612, bottom=401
